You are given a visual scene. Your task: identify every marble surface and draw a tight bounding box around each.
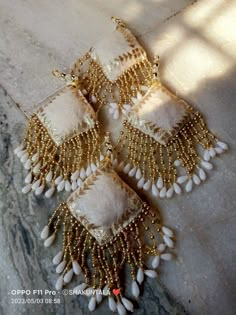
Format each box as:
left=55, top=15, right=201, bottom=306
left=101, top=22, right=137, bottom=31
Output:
left=0, top=0, right=236, bottom=315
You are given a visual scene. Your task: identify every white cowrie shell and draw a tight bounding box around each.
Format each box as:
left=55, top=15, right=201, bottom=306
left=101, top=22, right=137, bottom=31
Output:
left=53, top=251, right=63, bottom=265
left=163, top=235, right=174, bottom=248
left=110, top=102, right=118, bottom=109
left=193, top=174, right=201, bottom=185
left=131, top=96, right=138, bottom=104
left=31, top=152, right=39, bottom=162
left=144, top=269, right=157, bottom=278
left=173, top=183, right=182, bottom=194
left=159, top=187, right=167, bottom=198
left=203, top=150, right=210, bottom=161
left=158, top=243, right=166, bottom=253
left=17, top=149, right=26, bottom=158
left=91, top=163, right=97, bottom=172
left=20, top=153, right=29, bottom=164
left=121, top=297, right=133, bottom=312
left=185, top=179, right=193, bottom=192
left=55, top=275, right=63, bottom=290
left=108, top=296, right=117, bottom=312
left=71, top=180, right=77, bottom=191
left=177, top=175, right=188, bottom=184
left=123, top=163, right=131, bottom=174
left=45, top=187, right=55, bottom=198
left=86, top=165, right=92, bottom=177
left=215, top=147, right=223, bottom=154
left=22, top=184, right=32, bottom=194
left=162, top=226, right=174, bottom=237
left=201, top=161, right=213, bottom=170
left=128, top=167, right=137, bottom=177
left=33, top=162, right=41, bottom=174
left=57, top=180, right=65, bottom=192
left=117, top=302, right=126, bottom=315
left=91, top=95, right=97, bottom=103
left=56, top=260, right=66, bottom=274
left=65, top=180, right=71, bottom=192
left=217, top=141, right=228, bottom=150
left=209, top=147, right=216, bottom=158
left=113, top=109, right=119, bottom=120
left=71, top=170, right=80, bottom=181
left=160, top=253, right=173, bottom=261
left=40, top=225, right=49, bottom=240
left=55, top=175, right=63, bottom=185
left=35, top=185, right=44, bottom=196
left=88, top=296, right=96, bottom=312
left=152, top=256, right=160, bottom=269
left=80, top=168, right=86, bottom=180
left=46, top=170, right=53, bottom=182
left=131, top=280, right=140, bottom=298
left=166, top=187, right=174, bottom=198
left=72, top=260, right=81, bottom=275
left=77, top=178, right=83, bottom=187
left=44, top=233, right=55, bottom=248
left=24, top=159, right=31, bottom=170
left=174, top=159, right=181, bottom=167
left=25, top=172, right=32, bottom=184
left=135, top=168, right=142, bottom=180
left=96, top=292, right=102, bottom=304
left=198, top=168, right=206, bottom=181
left=32, top=179, right=41, bottom=190
left=14, top=144, right=24, bottom=154
left=73, top=283, right=87, bottom=294
left=156, top=177, right=163, bottom=189
left=151, top=184, right=159, bottom=197
left=136, top=267, right=144, bottom=284
left=143, top=180, right=151, bottom=191
left=64, top=269, right=74, bottom=283
left=137, top=177, right=145, bottom=189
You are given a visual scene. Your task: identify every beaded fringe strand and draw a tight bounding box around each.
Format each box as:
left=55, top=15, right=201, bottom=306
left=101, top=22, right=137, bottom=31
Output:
left=14, top=116, right=102, bottom=197
left=40, top=202, right=174, bottom=313
left=71, top=56, right=153, bottom=119
left=117, top=113, right=228, bottom=198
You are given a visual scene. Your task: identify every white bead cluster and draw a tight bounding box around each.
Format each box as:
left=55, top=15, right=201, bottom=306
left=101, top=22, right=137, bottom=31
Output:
left=40, top=221, right=174, bottom=314
left=148, top=225, right=174, bottom=271
left=107, top=86, right=148, bottom=120
left=14, top=144, right=105, bottom=197
left=119, top=140, right=228, bottom=198
left=108, top=102, right=132, bottom=120
left=40, top=224, right=84, bottom=291
left=104, top=225, right=174, bottom=314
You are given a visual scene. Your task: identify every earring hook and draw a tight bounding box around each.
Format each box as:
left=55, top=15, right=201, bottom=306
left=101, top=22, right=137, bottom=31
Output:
left=52, top=69, right=79, bottom=88
left=111, top=16, right=126, bottom=28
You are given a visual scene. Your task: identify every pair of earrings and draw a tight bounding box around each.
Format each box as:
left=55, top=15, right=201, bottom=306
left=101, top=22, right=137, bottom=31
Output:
left=15, top=17, right=228, bottom=314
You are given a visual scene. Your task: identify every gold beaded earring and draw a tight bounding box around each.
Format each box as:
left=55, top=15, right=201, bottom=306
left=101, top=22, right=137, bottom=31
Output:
left=14, top=73, right=103, bottom=197
left=70, top=17, right=153, bottom=120
left=40, top=156, right=175, bottom=313
left=116, top=57, right=228, bottom=198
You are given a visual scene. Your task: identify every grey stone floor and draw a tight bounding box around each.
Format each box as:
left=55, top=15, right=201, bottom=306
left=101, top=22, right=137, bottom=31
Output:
left=0, top=1, right=236, bottom=315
